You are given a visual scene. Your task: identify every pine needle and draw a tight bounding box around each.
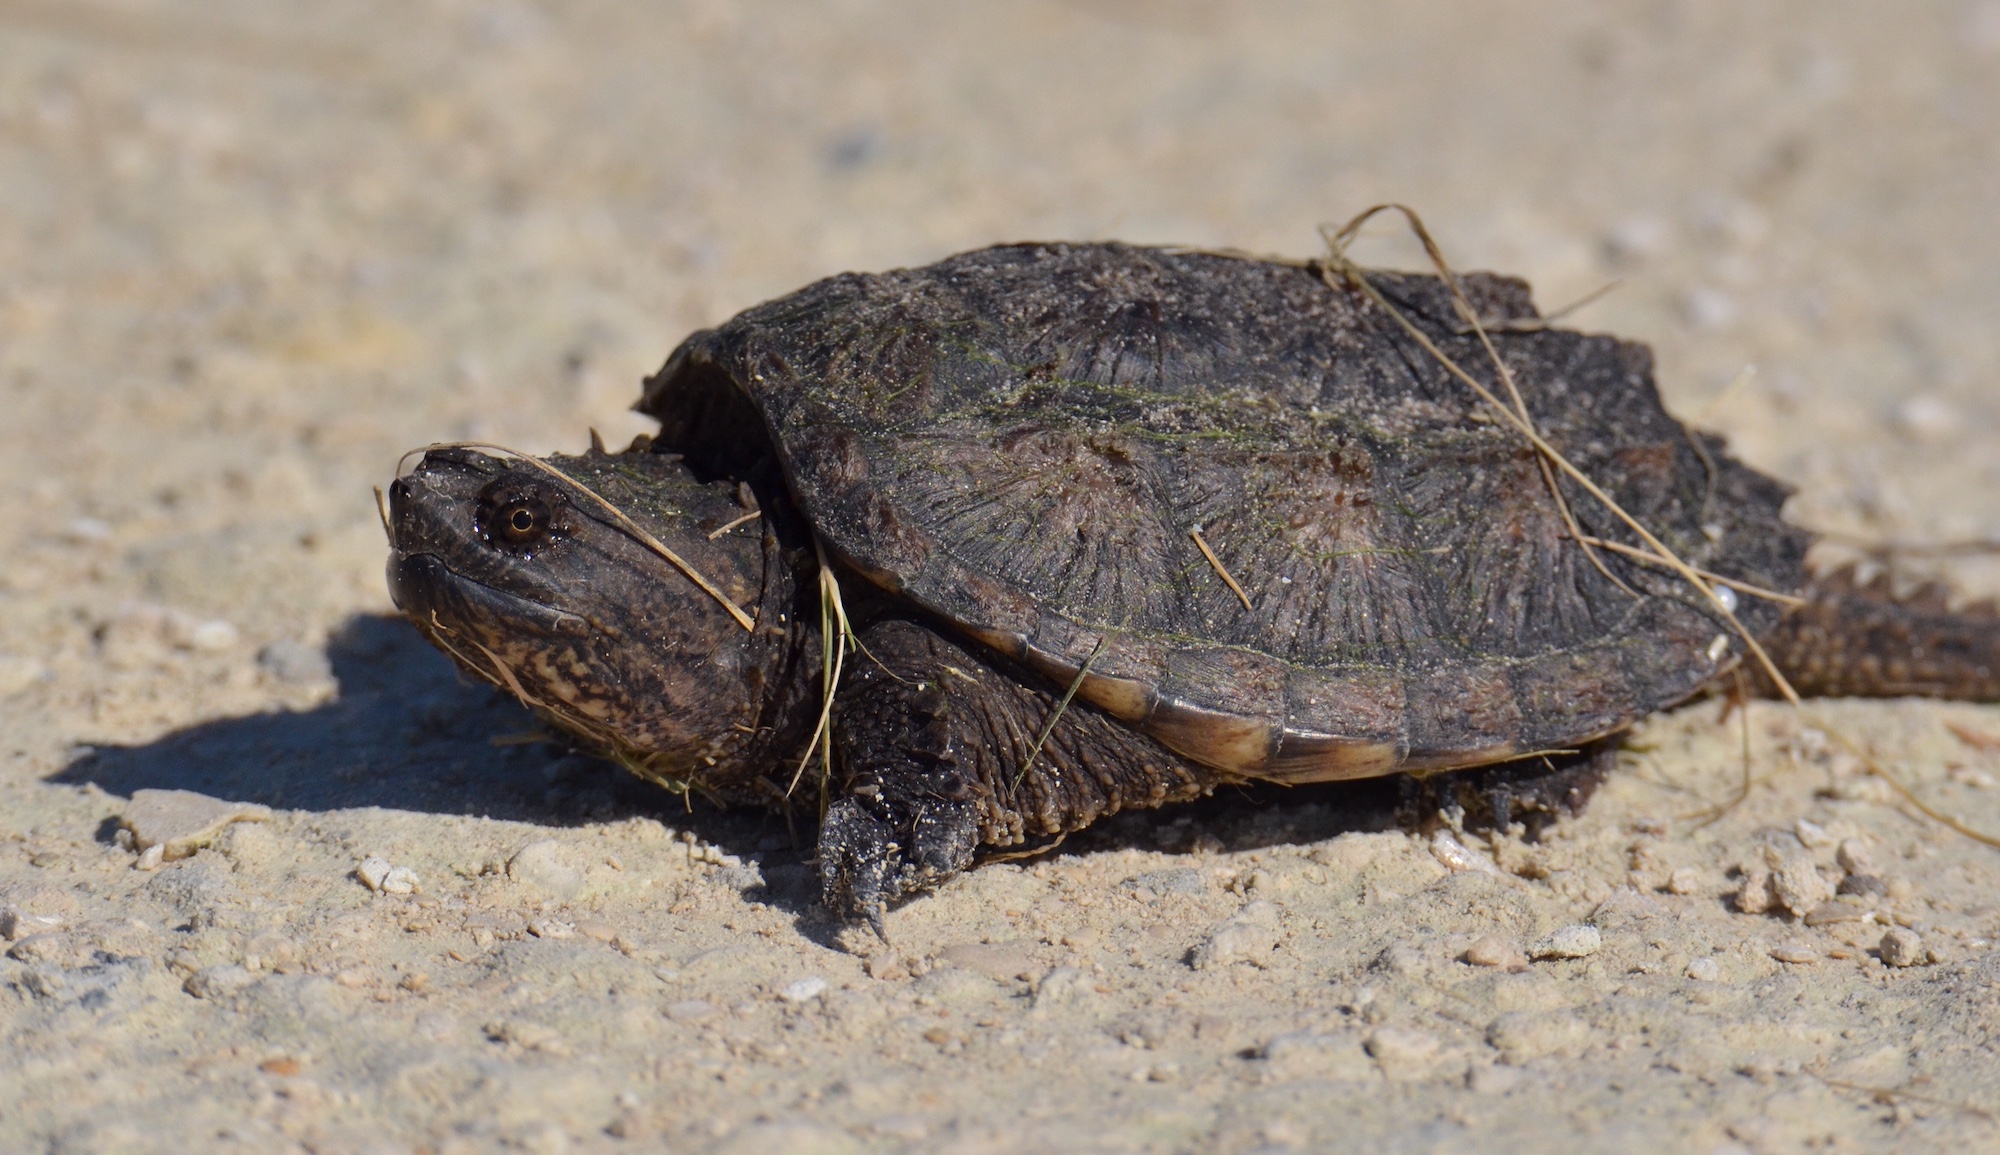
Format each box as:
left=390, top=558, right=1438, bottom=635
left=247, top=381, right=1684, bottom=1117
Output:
left=1574, top=535, right=1807, bottom=607
left=1189, top=526, right=1254, bottom=610
left=706, top=511, right=762, bottom=540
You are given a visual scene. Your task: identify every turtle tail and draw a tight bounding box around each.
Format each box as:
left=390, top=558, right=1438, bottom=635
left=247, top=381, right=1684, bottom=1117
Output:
left=1754, top=566, right=2000, bottom=701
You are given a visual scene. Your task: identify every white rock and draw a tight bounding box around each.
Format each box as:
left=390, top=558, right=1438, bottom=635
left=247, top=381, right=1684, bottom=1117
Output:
left=509, top=839, right=584, bottom=900
left=379, top=866, right=420, bottom=895
left=1190, top=901, right=1281, bottom=970
left=1529, top=924, right=1602, bottom=960
left=121, top=789, right=271, bottom=862
left=1896, top=394, right=1961, bottom=442
left=1430, top=830, right=1500, bottom=874
left=781, top=976, right=829, bottom=1004
left=1879, top=926, right=1926, bottom=968
left=186, top=619, right=240, bottom=651
left=356, top=857, right=394, bottom=891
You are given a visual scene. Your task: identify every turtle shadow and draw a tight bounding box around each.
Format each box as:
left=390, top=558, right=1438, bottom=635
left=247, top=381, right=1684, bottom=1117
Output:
left=48, top=614, right=783, bottom=865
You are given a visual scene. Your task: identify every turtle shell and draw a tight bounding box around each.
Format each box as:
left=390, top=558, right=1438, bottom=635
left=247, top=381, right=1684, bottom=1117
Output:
left=639, top=243, right=1810, bottom=783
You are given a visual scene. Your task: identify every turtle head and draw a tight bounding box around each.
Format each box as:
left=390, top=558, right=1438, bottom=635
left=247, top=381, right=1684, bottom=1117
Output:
left=385, top=446, right=797, bottom=786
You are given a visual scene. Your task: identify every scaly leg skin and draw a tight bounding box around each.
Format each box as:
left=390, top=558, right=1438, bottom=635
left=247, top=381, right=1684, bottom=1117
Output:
left=818, top=618, right=1224, bottom=928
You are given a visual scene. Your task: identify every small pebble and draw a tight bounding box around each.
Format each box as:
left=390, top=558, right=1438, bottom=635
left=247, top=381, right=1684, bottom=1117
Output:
left=134, top=845, right=165, bottom=872
left=1837, top=873, right=1888, bottom=899
left=1734, top=868, right=1774, bottom=915
left=1430, top=830, right=1500, bottom=874
left=1462, top=934, right=1526, bottom=970
left=1835, top=838, right=1873, bottom=875
left=1768, top=853, right=1833, bottom=919
left=185, top=619, right=240, bottom=651
left=1666, top=867, right=1703, bottom=896
left=1803, top=900, right=1866, bottom=926
left=356, top=857, right=393, bottom=891
left=1793, top=818, right=1834, bottom=848
left=1685, top=957, right=1722, bottom=982
left=1190, top=901, right=1281, bottom=970
left=780, top=976, right=829, bottom=1004
left=1529, top=924, right=1601, bottom=960
left=0, top=910, right=64, bottom=940
left=864, top=954, right=908, bottom=981
left=1769, top=943, right=1819, bottom=965
left=1879, top=926, right=1926, bottom=968
left=526, top=918, right=575, bottom=939
left=121, top=788, right=271, bottom=862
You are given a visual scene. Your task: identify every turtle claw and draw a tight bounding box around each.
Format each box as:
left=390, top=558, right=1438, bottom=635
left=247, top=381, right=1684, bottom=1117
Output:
left=817, top=793, right=978, bottom=927
left=818, top=796, right=897, bottom=921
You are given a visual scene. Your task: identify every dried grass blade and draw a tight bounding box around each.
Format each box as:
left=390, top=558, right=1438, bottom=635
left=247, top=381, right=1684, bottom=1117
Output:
left=1322, top=206, right=1635, bottom=599
left=1314, top=208, right=1800, bottom=710
left=1575, top=535, right=1807, bottom=607
left=787, top=554, right=848, bottom=799
left=1015, top=638, right=1108, bottom=794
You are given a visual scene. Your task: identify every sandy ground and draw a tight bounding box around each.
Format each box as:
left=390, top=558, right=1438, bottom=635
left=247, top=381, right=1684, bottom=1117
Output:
left=5, top=1, right=2000, bottom=1151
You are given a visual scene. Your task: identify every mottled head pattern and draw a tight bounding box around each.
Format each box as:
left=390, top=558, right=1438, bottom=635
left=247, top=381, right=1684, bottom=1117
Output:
left=385, top=447, right=804, bottom=793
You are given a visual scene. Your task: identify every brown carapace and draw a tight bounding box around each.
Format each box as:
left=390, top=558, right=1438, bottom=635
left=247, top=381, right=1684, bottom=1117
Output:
left=385, top=243, right=2000, bottom=926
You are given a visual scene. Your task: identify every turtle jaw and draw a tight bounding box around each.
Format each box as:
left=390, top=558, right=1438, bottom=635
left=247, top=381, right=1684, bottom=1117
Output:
left=385, top=550, right=591, bottom=643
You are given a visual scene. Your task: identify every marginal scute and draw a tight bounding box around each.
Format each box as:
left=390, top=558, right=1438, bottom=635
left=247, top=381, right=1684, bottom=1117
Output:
left=1144, top=698, right=1279, bottom=776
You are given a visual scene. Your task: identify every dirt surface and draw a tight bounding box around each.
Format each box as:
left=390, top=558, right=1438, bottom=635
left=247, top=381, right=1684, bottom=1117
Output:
left=5, top=2, right=2000, bottom=1152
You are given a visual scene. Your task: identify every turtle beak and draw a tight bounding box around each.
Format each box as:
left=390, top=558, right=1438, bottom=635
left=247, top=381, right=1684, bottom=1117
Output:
left=383, top=467, right=587, bottom=637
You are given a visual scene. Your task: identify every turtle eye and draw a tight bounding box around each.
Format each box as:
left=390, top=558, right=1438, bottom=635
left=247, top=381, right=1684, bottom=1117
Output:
left=476, top=480, right=565, bottom=553
left=497, top=501, right=548, bottom=544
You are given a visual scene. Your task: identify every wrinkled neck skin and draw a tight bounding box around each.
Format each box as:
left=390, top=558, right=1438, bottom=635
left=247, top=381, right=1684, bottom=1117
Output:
left=385, top=447, right=821, bottom=801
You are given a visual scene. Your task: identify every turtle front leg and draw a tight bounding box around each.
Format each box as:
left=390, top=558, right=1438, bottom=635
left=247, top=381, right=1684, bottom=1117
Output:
left=818, top=624, right=980, bottom=928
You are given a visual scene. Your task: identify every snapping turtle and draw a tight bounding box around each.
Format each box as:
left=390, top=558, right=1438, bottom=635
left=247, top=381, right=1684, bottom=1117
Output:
left=386, top=242, right=2000, bottom=922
